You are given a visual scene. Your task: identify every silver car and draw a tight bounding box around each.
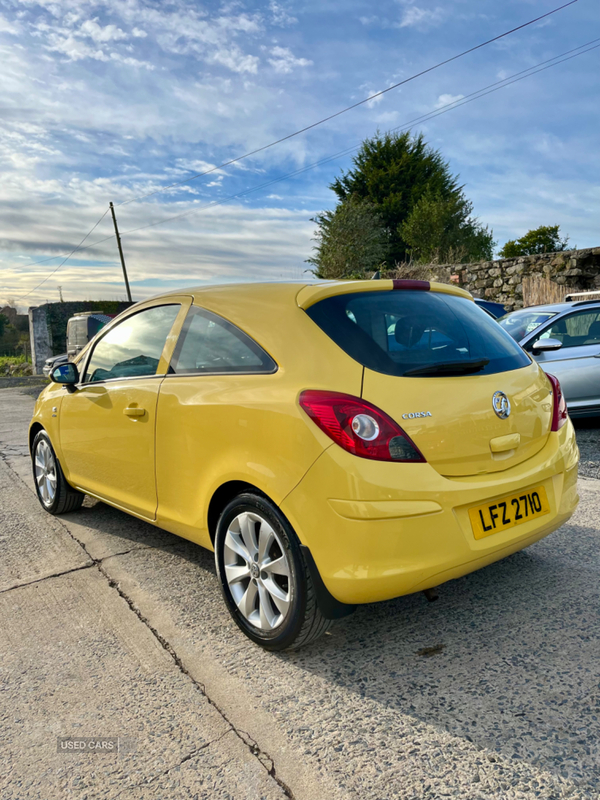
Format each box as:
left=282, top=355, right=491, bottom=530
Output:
left=498, top=300, right=600, bottom=418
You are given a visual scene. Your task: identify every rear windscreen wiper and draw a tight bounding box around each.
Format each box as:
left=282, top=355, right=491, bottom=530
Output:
left=403, top=358, right=490, bottom=377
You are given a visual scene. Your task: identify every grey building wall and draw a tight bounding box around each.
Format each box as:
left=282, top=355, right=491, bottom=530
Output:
left=28, top=306, right=52, bottom=375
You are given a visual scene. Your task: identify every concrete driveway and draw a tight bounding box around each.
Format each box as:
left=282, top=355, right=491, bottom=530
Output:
left=1, top=385, right=599, bottom=799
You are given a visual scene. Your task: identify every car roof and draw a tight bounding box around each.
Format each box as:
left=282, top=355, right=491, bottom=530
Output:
left=144, top=279, right=472, bottom=307
left=505, top=300, right=600, bottom=315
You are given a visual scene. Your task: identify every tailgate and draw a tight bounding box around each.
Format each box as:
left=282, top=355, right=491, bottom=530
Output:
left=362, top=362, right=553, bottom=476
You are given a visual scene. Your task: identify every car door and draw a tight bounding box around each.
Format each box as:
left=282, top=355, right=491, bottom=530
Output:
left=526, top=309, right=600, bottom=413
left=154, top=304, right=283, bottom=546
left=58, top=300, right=189, bottom=518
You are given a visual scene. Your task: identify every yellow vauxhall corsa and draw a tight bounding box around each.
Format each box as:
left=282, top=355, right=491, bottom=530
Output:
left=30, top=280, right=579, bottom=650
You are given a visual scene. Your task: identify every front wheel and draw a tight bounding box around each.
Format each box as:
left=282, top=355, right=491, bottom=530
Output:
left=32, top=431, right=84, bottom=515
left=215, top=493, right=332, bottom=650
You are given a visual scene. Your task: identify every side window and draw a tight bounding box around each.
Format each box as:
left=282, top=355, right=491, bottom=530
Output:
left=83, top=305, right=181, bottom=383
left=169, top=306, right=276, bottom=375
left=538, top=311, right=600, bottom=349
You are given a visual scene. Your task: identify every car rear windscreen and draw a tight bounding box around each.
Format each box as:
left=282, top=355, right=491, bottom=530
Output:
left=305, top=290, right=531, bottom=377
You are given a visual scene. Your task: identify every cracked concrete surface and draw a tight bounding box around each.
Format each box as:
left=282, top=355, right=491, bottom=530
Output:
left=1, top=386, right=600, bottom=799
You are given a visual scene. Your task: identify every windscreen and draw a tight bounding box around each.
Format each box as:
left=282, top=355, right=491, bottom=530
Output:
left=498, top=310, right=558, bottom=342
left=306, top=290, right=531, bottom=378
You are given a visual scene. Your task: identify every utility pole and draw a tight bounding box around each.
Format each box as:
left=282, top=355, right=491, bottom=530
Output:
left=109, top=202, right=133, bottom=303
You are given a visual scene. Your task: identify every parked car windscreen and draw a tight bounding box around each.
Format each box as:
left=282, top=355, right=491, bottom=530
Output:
left=498, top=309, right=558, bottom=341
left=306, top=290, right=531, bottom=377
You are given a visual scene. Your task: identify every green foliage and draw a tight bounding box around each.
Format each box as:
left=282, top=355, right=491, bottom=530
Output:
left=326, top=131, right=490, bottom=265
left=499, top=225, right=569, bottom=258
left=0, top=355, right=27, bottom=368
left=0, top=314, right=7, bottom=338
left=306, top=197, right=390, bottom=279
left=400, top=192, right=495, bottom=264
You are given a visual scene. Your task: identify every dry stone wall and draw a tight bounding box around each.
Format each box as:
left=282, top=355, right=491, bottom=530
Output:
left=456, top=247, right=600, bottom=310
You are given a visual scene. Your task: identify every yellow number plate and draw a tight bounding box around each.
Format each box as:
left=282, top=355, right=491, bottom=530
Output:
left=469, top=485, right=550, bottom=540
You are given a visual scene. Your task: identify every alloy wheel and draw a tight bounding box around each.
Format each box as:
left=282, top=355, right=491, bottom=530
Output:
left=34, top=439, right=57, bottom=507
left=223, top=511, right=291, bottom=630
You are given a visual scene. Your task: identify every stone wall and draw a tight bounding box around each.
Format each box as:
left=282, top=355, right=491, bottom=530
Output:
left=456, top=247, right=600, bottom=310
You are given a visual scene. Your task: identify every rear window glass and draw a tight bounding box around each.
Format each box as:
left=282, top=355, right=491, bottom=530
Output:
left=306, top=290, right=531, bottom=377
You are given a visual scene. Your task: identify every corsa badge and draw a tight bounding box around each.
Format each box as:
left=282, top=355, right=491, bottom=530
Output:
left=492, top=391, right=511, bottom=419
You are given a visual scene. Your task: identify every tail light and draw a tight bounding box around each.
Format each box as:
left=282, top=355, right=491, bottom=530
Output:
left=299, top=391, right=425, bottom=463
left=547, top=373, right=568, bottom=431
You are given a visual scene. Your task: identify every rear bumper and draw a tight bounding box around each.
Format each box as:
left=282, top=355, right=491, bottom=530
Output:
left=280, top=420, right=580, bottom=605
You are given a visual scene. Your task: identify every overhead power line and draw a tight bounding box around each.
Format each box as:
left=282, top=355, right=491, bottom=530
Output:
left=114, top=38, right=600, bottom=237
left=8, top=2, right=582, bottom=276
left=14, top=208, right=110, bottom=302
left=10, top=36, right=598, bottom=301
left=116, top=0, right=579, bottom=208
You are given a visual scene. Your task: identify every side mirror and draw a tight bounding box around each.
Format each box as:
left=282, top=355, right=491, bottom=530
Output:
left=50, top=362, right=79, bottom=386
left=532, top=337, right=563, bottom=353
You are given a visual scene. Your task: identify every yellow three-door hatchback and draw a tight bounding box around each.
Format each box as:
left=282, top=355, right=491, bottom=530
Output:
left=30, top=280, right=580, bottom=650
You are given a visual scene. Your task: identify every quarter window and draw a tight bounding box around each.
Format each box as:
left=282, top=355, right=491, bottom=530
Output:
left=169, top=306, right=276, bottom=375
left=83, top=305, right=181, bottom=383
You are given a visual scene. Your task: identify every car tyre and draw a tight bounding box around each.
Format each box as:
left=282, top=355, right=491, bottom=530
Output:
left=32, top=430, right=84, bottom=515
left=215, top=492, right=332, bottom=650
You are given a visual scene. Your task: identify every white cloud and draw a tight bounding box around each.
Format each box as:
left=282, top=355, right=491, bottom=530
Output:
left=109, top=52, right=154, bottom=70
left=435, top=93, right=465, bottom=109
left=398, top=5, right=444, bottom=29
left=363, top=89, right=384, bottom=109
left=210, top=45, right=259, bottom=74
left=0, top=0, right=597, bottom=310
left=269, top=1, right=297, bottom=27
left=0, top=182, right=316, bottom=307
left=268, top=46, right=312, bottom=74
left=0, top=13, right=19, bottom=34
left=78, top=18, right=128, bottom=43
left=34, top=24, right=110, bottom=62
left=24, top=1, right=264, bottom=74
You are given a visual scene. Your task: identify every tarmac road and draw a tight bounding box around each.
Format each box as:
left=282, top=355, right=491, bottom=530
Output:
left=1, top=385, right=599, bottom=800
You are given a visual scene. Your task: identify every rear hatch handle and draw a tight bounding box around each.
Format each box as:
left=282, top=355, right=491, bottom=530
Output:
left=490, top=433, right=521, bottom=453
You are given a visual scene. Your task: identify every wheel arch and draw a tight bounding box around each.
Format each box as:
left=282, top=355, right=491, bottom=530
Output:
left=207, top=480, right=268, bottom=545
left=29, top=422, right=44, bottom=454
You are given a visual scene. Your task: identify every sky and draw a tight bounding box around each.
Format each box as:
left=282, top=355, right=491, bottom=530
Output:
left=0, top=0, right=598, bottom=309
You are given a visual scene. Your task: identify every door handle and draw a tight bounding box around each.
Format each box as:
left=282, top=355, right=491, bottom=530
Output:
left=124, top=406, right=146, bottom=418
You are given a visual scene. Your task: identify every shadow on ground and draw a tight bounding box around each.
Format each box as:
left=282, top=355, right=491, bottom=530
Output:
left=62, top=490, right=600, bottom=794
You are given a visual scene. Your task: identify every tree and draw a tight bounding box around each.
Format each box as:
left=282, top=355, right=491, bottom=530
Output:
left=0, top=314, right=7, bottom=338
left=400, top=192, right=495, bottom=264
left=499, top=225, right=569, bottom=258
left=306, top=197, right=390, bottom=279
left=325, top=131, right=490, bottom=264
